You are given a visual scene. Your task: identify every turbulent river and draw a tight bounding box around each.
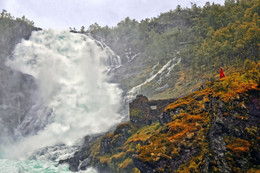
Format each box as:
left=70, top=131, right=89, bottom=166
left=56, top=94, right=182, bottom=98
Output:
left=0, top=30, right=124, bottom=172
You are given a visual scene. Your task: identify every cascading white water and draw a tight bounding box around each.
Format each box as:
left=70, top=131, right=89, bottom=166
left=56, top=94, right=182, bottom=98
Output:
left=0, top=29, right=124, bottom=172
left=126, top=57, right=181, bottom=101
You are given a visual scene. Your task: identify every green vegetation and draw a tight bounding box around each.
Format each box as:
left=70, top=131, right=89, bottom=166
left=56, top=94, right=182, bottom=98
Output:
left=0, top=9, right=34, bottom=27
left=83, top=0, right=259, bottom=99
left=1, top=2, right=259, bottom=172
left=130, top=109, right=144, bottom=118
left=75, top=1, right=260, bottom=171
left=0, top=9, right=35, bottom=62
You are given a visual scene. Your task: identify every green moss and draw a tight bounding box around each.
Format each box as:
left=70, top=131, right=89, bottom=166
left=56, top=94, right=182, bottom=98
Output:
left=130, top=109, right=144, bottom=119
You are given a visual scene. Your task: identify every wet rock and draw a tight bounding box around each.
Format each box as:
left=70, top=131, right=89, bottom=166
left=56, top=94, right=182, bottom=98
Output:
left=63, top=90, right=260, bottom=173
left=159, top=112, right=171, bottom=125
left=99, top=136, right=113, bottom=155
left=59, top=133, right=104, bottom=172
left=205, top=91, right=260, bottom=173
left=0, top=20, right=38, bottom=140
left=111, top=123, right=135, bottom=148
left=132, top=156, right=154, bottom=173
left=79, top=157, right=92, bottom=170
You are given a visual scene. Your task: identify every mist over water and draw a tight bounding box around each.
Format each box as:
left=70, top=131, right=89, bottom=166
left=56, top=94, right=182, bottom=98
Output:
left=2, top=29, right=124, bottom=160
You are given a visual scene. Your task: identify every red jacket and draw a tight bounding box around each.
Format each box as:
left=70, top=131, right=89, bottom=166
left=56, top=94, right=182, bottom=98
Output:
left=220, top=68, right=225, bottom=78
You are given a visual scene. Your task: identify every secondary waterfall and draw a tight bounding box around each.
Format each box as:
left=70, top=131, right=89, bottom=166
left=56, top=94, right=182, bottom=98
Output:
left=126, top=57, right=181, bottom=101
left=0, top=29, right=123, bottom=172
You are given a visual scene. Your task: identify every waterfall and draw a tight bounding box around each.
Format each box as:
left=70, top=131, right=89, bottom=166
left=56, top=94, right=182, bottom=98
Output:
left=1, top=29, right=124, bottom=162
left=126, top=56, right=181, bottom=101
left=93, top=39, right=122, bottom=69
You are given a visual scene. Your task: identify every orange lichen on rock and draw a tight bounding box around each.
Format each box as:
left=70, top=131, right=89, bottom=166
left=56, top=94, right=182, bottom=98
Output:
left=164, top=87, right=213, bottom=114
left=247, top=168, right=260, bottom=173
left=97, top=155, right=112, bottom=164
left=111, top=152, right=125, bottom=161
left=164, top=96, right=194, bottom=111
left=167, top=113, right=206, bottom=141
left=137, top=133, right=175, bottom=162
left=92, top=62, right=259, bottom=173
left=119, top=158, right=133, bottom=169
left=125, top=123, right=160, bottom=145
left=138, top=106, right=210, bottom=165
left=136, top=79, right=212, bottom=165
left=226, top=138, right=251, bottom=154
left=209, top=69, right=259, bottom=102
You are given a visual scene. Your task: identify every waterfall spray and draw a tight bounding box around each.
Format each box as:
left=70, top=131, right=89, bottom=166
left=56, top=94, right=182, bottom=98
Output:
left=3, top=29, right=124, bottom=159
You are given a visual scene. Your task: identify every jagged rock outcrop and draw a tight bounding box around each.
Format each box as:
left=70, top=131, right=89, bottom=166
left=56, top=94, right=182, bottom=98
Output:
left=134, top=89, right=259, bottom=172
left=133, top=68, right=260, bottom=172
left=205, top=91, right=260, bottom=173
left=60, top=123, right=138, bottom=172
left=61, top=67, right=260, bottom=173
left=59, top=133, right=104, bottom=172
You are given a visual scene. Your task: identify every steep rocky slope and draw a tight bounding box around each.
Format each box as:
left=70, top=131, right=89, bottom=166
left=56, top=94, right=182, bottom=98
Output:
left=87, top=0, right=259, bottom=100
left=62, top=62, right=260, bottom=172
left=0, top=16, right=40, bottom=141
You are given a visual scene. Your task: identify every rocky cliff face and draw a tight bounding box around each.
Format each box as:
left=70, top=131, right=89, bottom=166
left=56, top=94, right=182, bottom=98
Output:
left=0, top=18, right=39, bottom=141
left=134, top=89, right=259, bottom=173
left=62, top=65, right=260, bottom=173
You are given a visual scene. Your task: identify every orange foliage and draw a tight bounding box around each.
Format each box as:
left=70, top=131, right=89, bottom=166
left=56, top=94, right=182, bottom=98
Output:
left=209, top=68, right=259, bottom=102
left=226, top=138, right=251, bottom=154
left=137, top=111, right=209, bottom=163
left=168, top=127, right=195, bottom=141
left=247, top=168, right=260, bottom=173
left=125, top=123, right=160, bottom=145
left=137, top=133, right=174, bottom=162
left=167, top=113, right=205, bottom=141
left=164, top=98, right=191, bottom=111
left=136, top=65, right=259, bottom=171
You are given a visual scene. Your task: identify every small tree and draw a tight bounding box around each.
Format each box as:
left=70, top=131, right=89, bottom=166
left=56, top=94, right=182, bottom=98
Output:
left=80, top=26, right=85, bottom=33
left=0, top=9, right=7, bottom=18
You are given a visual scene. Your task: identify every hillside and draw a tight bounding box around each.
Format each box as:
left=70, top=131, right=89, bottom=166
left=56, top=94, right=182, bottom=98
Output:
left=85, top=0, right=259, bottom=99
left=62, top=61, right=260, bottom=172
left=1, top=1, right=259, bottom=172
left=59, top=1, right=260, bottom=172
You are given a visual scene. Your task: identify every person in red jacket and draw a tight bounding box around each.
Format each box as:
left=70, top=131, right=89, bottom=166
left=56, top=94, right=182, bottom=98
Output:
left=219, top=67, right=225, bottom=78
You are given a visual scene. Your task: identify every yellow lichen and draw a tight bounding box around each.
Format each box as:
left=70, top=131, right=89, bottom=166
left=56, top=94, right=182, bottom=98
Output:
left=111, top=152, right=125, bottom=161
left=119, top=158, right=133, bottom=169
left=93, top=63, right=259, bottom=172
left=247, top=168, right=260, bottom=173
left=132, top=168, right=141, bottom=173
left=98, top=155, right=112, bottom=164
left=125, top=123, right=160, bottom=145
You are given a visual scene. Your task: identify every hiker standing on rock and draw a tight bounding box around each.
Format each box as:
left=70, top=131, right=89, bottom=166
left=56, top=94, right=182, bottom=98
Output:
left=219, top=67, right=225, bottom=78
